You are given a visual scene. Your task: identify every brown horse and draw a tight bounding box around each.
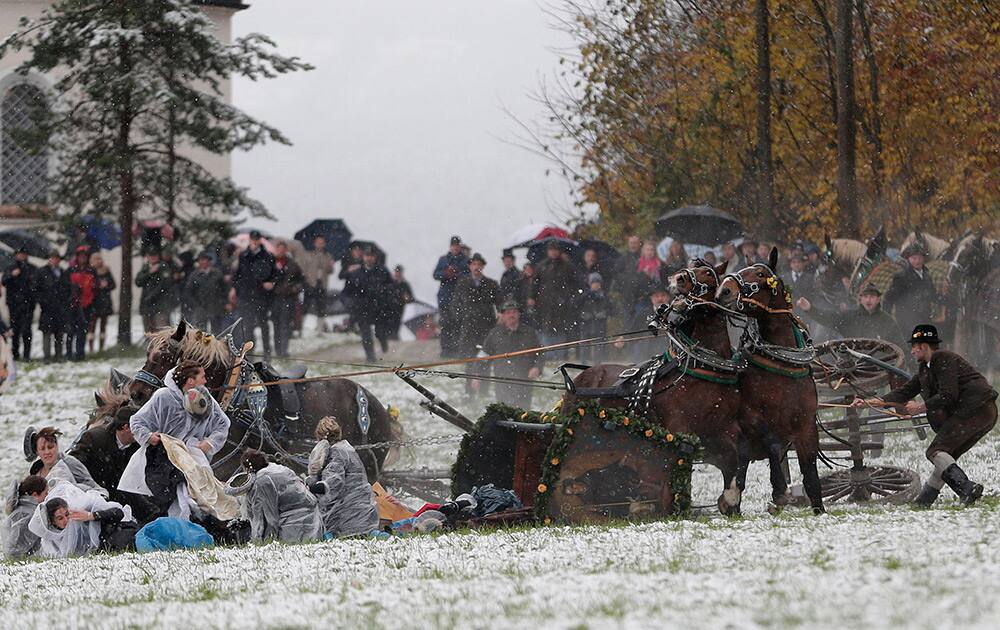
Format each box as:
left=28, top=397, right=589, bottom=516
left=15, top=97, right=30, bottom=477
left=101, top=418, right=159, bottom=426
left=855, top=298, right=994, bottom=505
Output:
left=563, top=261, right=752, bottom=515
left=127, top=321, right=400, bottom=482
left=717, top=249, right=825, bottom=514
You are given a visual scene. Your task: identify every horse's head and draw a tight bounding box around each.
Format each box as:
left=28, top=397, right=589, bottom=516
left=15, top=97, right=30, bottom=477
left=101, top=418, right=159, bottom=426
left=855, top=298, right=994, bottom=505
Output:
left=129, top=320, right=187, bottom=407
left=717, top=248, right=791, bottom=315
left=669, top=260, right=728, bottom=299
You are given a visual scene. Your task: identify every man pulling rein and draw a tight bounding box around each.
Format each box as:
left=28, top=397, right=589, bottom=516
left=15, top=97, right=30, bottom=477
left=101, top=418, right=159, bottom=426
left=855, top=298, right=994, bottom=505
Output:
left=854, top=324, right=998, bottom=507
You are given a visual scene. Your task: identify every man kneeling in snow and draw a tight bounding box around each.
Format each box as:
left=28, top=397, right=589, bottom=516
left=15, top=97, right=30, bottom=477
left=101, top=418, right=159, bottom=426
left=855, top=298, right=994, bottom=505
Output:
left=120, top=360, right=230, bottom=520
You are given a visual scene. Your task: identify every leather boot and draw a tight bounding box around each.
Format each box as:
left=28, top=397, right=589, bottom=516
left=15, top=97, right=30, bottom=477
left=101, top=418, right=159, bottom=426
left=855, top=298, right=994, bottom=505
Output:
left=941, top=463, right=984, bottom=506
left=912, top=484, right=940, bottom=508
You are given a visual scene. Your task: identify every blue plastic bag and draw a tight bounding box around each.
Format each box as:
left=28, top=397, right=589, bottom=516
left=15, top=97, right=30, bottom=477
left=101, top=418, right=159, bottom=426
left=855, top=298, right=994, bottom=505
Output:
left=135, top=517, right=215, bottom=553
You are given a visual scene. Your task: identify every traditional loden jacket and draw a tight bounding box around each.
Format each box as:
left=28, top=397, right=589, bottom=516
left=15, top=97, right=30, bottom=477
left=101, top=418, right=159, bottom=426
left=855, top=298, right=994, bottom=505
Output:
left=882, top=350, right=998, bottom=428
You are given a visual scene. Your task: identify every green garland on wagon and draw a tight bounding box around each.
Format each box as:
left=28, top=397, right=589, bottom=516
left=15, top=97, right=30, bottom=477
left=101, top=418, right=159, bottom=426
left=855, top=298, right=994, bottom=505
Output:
left=533, top=400, right=701, bottom=523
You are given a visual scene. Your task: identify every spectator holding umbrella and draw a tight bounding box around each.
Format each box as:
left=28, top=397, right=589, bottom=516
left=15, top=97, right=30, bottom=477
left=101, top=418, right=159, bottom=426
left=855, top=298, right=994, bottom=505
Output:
left=66, top=246, right=97, bottom=361
left=135, top=249, right=175, bottom=333
left=88, top=253, right=116, bottom=353
left=232, top=230, right=276, bottom=357
left=299, top=236, right=335, bottom=332
left=270, top=240, right=304, bottom=358
left=34, top=251, right=70, bottom=362
left=2, top=247, right=35, bottom=361
left=432, top=236, right=470, bottom=358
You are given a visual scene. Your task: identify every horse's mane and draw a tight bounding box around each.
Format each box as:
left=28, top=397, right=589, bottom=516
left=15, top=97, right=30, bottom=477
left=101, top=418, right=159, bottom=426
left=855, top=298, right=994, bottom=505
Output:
left=829, top=239, right=866, bottom=271
left=901, top=232, right=951, bottom=259
left=146, top=325, right=232, bottom=367
left=89, top=381, right=131, bottom=428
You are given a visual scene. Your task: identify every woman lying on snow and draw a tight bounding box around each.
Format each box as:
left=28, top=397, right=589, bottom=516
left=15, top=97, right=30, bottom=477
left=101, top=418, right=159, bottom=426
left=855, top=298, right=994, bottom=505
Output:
left=27, top=479, right=137, bottom=558
left=25, top=426, right=106, bottom=497
left=233, top=449, right=324, bottom=543
left=306, top=417, right=380, bottom=537
left=121, top=360, right=230, bottom=520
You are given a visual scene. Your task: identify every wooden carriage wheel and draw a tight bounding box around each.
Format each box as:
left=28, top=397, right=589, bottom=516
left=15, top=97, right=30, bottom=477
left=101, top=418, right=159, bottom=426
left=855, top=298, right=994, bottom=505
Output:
left=812, top=338, right=905, bottom=393
left=818, top=465, right=921, bottom=505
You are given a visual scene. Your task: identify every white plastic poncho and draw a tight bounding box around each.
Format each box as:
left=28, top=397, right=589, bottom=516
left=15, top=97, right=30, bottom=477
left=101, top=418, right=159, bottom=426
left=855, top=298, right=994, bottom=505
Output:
left=245, top=463, right=323, bottom=543
left=306, top=440, right=379, bottom=537
left=38, top=453, right=108, bottom=498
left=27, top=482, right=133, bottom=558
left=119, top=367, right=232, bottom=519
left=129, top=367, right=231, bottom=455
left=3, top=482, right=40, bottom=560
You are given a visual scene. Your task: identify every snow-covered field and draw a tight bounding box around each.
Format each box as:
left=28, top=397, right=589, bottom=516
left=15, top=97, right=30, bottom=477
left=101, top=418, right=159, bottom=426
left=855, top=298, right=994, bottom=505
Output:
left=1, top=332, right=999, bottom=629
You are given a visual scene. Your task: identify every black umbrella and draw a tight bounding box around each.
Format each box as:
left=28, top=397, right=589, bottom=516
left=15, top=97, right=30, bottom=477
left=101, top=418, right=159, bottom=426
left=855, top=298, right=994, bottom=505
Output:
left=526, top=236, right=578, bottom=265
left=573, top=239, right=621, bottom=266
left=0, top=229, right=52, bottom=258
left=294, top=219, right=353, bottom=260
left=654, top=205, right=744, bottom=246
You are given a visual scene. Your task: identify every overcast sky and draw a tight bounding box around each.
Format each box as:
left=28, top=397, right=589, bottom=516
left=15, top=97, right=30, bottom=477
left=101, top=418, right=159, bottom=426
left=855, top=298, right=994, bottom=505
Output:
left=231, top=1, right=577, bottom=301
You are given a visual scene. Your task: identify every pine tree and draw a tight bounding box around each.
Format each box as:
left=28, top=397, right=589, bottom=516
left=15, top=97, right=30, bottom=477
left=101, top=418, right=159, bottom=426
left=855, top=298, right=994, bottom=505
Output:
left=0, top=0, right=311, bottom=346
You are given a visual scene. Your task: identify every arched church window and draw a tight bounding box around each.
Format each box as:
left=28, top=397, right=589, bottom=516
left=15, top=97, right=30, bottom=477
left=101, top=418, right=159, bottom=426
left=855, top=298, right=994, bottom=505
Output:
left=1, top=82, right=49, bottom=205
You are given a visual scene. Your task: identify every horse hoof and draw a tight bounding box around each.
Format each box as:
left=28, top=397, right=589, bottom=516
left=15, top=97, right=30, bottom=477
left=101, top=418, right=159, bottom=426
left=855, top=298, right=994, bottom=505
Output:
left=766, top=502, right=783, bottom=516
left=812, top=506, right=826, bottom=516
left=772, top=491, right=793, bottom=507
left=717, top=497, right=741, bottom=517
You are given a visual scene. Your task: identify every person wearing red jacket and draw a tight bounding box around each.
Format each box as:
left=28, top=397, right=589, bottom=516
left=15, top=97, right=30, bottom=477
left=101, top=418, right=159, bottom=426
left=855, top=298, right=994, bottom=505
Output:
left=66, top=245, right=97, bottom=361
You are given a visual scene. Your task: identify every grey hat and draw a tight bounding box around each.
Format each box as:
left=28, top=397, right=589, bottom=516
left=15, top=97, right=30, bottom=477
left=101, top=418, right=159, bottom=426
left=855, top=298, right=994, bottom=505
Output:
left=500, top=298, right=520, bottom=312
left=588, top=272, right=603, bottom=285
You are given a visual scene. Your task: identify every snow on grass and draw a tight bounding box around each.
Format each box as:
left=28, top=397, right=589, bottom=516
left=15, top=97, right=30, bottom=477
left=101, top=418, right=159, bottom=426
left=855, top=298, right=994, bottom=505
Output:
left=1, top=343, right=999, bottom=628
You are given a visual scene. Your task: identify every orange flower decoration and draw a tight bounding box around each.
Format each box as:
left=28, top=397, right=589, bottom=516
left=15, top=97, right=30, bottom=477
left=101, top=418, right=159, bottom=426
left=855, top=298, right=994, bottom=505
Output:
left=644, top=429, right=654, bottom=437
left=543, top=517, right=552, bottom=525
left=537, top=483, right=548, bottom=493
left=677, top=459, right=685, bottom=466
left=622, top=418, right=630, bottom=426
left=520, top=412, right=529, bottom=420
left=598, top=410, right=606, bottom=419
left=666, top=434, right=674, bottom=442
left=550, top=458, right=560, bottom=466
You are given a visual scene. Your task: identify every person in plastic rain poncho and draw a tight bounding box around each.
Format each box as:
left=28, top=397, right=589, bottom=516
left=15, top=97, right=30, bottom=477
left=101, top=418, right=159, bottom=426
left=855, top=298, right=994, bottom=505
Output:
left=25, top=426, right=107, bottom=497
left=121, top=360, right=230, bottom=518
left=27, top=480, right=136, bottom=558
left=306, top=417, right=379, bottom=537
left=231, top=449, right=323, bottom=543
left=3, top=475, right=47, bottom=560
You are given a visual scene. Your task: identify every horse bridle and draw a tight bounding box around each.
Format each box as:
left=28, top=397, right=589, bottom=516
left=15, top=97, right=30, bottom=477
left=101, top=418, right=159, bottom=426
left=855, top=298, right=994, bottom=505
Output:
left=132, top=369, right=165, bottom=389
left=721, top=264, right=780, bottom=311
left=681, top=259, right=719, bottom=298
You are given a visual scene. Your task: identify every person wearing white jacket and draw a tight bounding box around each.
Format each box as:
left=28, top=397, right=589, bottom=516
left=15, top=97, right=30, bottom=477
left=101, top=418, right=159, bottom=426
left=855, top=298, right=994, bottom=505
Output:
left=27, top=480, right=135, bottom=558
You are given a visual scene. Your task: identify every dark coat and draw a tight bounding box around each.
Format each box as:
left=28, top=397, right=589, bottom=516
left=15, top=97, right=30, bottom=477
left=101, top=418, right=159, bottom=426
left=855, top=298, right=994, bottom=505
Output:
left=135, top=262, right=176, bottom=316
left=883, top=264, right=939, bottom=339
left=68, top=425, right=137, bottom=494
left=481, top=321, right=544, bottom=408
left=343, top=264, right=390, bottom=325
left=786, top=269, right=817, bottom=300
left=33, top=264, right=72, bottom=333
left=453, top=274, right=502, bottom=354
left=92, top=270, right=116, bottom=317
left=2, top=259, right=35, bottom=312
left=805, top=305, right=901, bottom=342
left=432, top=252, right=470, bottom=306
left=882, top=350, right=998, bottom=428
left=233, top=247, right=276, bottom=307
left=184, top=267, right=228, bottom=318
left=500, top=266, right=521, bottom=300
left=272, top=257, right=304, bottom=300
left=532, top=257, right=579, bottom=335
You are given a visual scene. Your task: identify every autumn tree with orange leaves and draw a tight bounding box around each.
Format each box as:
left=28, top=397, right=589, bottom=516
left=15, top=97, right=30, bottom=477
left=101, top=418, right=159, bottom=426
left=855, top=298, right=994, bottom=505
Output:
left=534, top=0, right=999, bottom=244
